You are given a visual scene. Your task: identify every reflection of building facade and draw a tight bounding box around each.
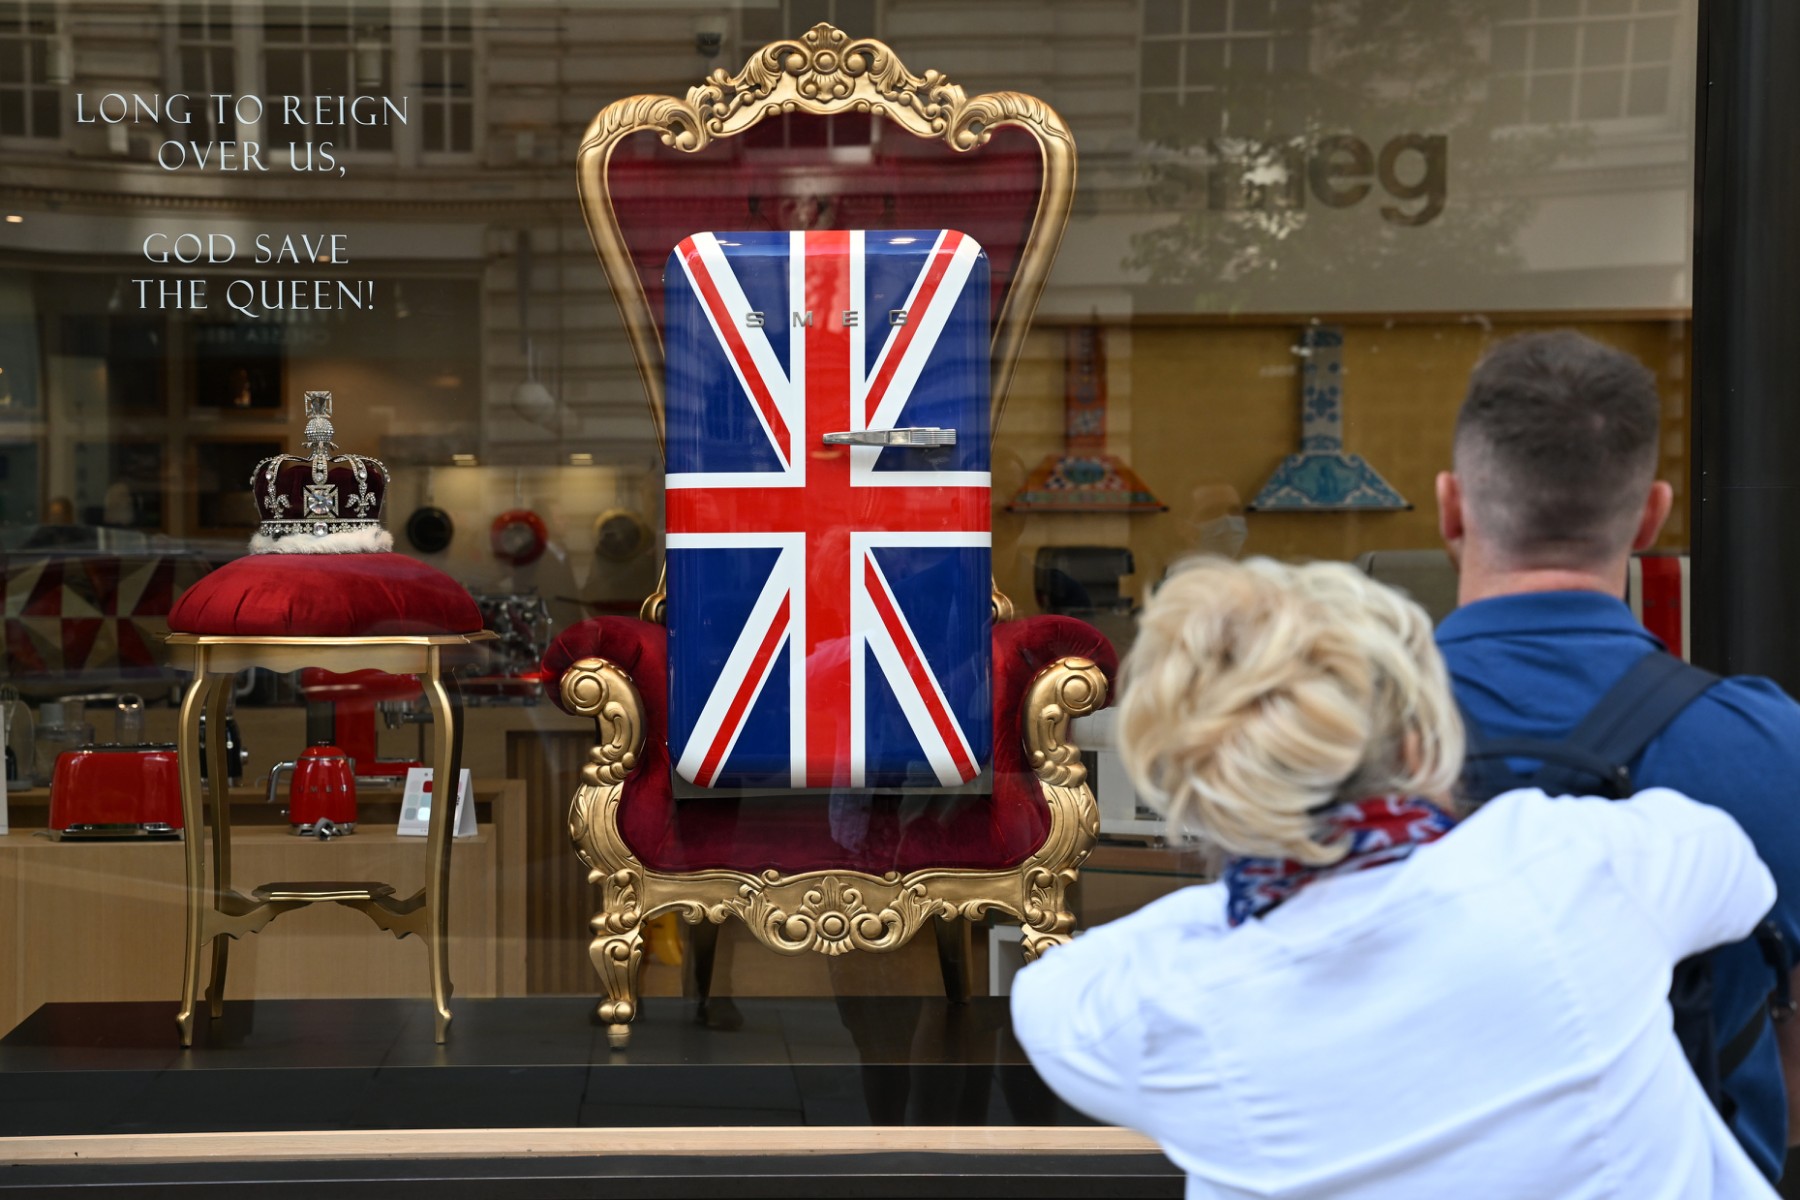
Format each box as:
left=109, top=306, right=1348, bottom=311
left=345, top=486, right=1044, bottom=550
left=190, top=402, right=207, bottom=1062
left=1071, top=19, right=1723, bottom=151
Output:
left=0, top=1, right=1698, bottom=613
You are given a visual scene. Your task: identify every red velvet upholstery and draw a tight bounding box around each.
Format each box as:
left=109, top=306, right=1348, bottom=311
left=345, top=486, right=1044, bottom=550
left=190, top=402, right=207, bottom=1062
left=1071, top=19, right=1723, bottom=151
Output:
left=988, top=615, right=1119, bottom=856
left=168, top=553, right=482, bottom=637
left=542, top=615, right=673, bottom=857
left=543, top=614, right=1116, bottom=876
left=610, top=120, right=1043, bottom=329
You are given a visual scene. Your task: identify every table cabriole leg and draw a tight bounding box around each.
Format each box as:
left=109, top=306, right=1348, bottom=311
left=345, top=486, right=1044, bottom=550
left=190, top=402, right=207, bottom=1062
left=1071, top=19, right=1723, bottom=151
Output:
left=420, top=649, right=463, bottom=1043
left=203, top=676, right=233, bottom=1020
left=175, top=663, right=212, bottom=1047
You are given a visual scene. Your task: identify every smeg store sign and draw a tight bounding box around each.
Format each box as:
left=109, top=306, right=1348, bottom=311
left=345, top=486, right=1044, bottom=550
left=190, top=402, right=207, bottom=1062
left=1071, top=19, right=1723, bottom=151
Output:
left=1197, top=133, right=1447, bottom=227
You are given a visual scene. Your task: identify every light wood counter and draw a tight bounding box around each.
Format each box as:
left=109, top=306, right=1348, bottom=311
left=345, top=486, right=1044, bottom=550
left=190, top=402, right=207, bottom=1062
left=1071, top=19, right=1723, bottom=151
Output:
left=0, top=781, right=527, bottom=1037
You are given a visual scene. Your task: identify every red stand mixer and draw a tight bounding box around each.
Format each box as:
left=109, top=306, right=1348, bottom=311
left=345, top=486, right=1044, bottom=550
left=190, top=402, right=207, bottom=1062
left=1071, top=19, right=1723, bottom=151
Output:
left=266, top=669, right=424, bottom=835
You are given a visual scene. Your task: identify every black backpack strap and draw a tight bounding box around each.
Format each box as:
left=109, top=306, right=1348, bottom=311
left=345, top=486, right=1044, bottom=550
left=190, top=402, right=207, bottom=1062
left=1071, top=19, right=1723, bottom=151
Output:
left=1763, top=924, right=1797, bottom=1021
left=1460, top=653, right=1719, bottom=804
left=1531, top=653, right=1718, bottom=797
left=1476, top=737, right=1635, bottom=797
left=1718, top=922, right=1797, bottom=1082
left=1457, top=710, right=1534, bottom=805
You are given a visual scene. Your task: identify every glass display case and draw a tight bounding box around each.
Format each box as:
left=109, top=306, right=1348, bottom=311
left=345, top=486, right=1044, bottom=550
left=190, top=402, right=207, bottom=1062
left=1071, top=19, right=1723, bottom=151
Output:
left=1, top=1, right=1777, bottom=1195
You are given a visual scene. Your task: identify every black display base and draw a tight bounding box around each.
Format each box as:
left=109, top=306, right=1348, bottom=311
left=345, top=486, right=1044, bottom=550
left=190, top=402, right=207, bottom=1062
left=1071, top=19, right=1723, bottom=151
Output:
left=1, top=996, right=1082, bottom=1133
left=0, top=997, right=1182, bottom=1199
left=0, top=1152, right=1181, bottom=1199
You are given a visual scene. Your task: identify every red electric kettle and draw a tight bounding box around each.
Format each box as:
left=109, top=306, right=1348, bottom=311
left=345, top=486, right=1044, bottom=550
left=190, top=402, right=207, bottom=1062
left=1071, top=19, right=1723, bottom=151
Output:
left=278, top=743, right=358, bottom=836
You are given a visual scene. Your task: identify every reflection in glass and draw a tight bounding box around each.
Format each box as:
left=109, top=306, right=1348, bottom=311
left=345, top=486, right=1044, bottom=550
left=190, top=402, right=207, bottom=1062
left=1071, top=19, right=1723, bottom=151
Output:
left=1579, top=67, right=1625, bottom=119
left=1141, top=39, right=1181, bottom=89
left=1144, top=0, right=1180, bottom=36
left=0, top=0, right=1705, bottom=1103
left=1189, top=0, right=1229, bottom=36
left=1627, top=64, right=1670, bottom=116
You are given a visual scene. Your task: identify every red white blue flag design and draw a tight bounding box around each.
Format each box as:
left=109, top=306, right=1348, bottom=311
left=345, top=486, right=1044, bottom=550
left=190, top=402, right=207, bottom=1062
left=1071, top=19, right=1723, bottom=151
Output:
left=1223, top=795, right=1458, bottom=925
left=664, top=229, right=992, bottom=789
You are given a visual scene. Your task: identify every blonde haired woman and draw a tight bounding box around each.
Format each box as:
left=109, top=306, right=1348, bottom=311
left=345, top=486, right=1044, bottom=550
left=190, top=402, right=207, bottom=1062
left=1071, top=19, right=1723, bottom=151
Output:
left=1012, top=558, right=1777, bottom=1199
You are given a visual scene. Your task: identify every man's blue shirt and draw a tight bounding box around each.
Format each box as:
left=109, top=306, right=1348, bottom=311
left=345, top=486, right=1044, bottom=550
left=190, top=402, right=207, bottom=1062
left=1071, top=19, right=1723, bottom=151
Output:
left=1438, top=589, right=1800, bottom=1180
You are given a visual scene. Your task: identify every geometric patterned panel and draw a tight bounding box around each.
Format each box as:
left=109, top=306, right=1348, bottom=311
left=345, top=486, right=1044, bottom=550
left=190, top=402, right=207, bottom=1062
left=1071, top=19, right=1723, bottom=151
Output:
left=1, top=553, right=211, bottom=683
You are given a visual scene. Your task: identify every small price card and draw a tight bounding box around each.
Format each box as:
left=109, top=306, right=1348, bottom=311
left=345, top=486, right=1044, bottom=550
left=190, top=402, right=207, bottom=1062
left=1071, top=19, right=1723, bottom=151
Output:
left=397, top=767, right=476, bottom=838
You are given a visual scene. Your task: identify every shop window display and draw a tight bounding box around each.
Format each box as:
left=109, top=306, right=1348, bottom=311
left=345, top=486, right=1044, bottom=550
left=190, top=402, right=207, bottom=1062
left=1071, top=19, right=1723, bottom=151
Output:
left=0, top=0, right=1724, bottom=1192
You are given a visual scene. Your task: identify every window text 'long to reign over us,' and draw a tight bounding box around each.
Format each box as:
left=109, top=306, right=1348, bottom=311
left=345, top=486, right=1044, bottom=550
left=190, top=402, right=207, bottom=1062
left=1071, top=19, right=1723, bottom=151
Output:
left=73, top=92, right=409, bottom=175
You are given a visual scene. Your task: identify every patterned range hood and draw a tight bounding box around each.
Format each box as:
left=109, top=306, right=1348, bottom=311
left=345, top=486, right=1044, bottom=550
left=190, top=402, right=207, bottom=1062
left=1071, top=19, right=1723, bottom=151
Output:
left=1007, top=323, right=1165, bottom=513
left=1250, top=325, right=1408, bottom=512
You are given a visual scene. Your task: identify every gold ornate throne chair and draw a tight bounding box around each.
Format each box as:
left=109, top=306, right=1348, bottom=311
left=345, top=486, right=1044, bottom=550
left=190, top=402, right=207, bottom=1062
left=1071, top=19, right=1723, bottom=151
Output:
left=542, top=23, right=1114, bottom=1046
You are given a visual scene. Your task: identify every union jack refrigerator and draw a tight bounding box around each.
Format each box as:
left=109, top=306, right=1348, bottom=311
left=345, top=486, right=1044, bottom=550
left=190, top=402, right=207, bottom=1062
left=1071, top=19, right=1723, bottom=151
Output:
left=663, top=229, right=993, bottom=790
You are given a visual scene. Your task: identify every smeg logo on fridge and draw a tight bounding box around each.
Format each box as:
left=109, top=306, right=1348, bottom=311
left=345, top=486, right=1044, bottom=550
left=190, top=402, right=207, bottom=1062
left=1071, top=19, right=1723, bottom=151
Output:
left=742, top=309, right=911, bottom=329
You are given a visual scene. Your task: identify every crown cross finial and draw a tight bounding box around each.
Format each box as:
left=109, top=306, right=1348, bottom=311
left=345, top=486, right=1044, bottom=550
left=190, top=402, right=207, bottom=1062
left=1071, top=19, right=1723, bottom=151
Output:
left=303, top=390, right=337, bottom=453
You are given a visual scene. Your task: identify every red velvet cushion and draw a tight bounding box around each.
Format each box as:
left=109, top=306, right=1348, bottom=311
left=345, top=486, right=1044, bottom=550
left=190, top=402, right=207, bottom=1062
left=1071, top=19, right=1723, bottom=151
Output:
left=543, top=613, right=1116, bottom=875
left=987, top=614, right=1119, bottom=861
left=169, top=553, right=482, bottom=637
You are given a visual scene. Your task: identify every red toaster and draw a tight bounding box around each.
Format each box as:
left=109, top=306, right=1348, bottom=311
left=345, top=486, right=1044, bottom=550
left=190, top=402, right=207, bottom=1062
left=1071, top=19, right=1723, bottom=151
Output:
left=49, top=745, right=183, bottom=837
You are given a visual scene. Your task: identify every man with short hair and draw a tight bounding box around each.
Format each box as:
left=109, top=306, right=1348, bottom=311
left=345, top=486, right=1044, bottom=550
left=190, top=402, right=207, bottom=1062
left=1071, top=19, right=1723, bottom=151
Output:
left=1435, top=329, right=1800, bottom=1180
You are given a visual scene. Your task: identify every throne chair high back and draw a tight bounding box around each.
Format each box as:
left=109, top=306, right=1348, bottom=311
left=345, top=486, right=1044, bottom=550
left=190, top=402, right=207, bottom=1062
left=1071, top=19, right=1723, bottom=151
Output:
left=542, top=23, right=1117, bottom=1046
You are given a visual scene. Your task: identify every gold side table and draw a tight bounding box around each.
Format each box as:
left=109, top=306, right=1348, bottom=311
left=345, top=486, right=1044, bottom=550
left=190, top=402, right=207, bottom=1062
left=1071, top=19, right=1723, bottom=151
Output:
left=166, top=631, right=494, bottom=1046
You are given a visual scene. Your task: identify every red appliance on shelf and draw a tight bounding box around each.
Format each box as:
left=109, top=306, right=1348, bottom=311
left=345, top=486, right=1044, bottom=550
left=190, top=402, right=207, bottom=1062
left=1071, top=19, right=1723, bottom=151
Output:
left=285, top=742, right=357, bottom=835
left=48, top=744, right=183, bottom=838
left=298, top=668, right=425, bottom=782
left=1628, top=553, right=1690, bottom=662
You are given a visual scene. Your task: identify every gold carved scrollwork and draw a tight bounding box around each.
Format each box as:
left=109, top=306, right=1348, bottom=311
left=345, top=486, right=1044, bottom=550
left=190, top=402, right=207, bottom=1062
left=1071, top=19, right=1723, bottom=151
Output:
left=738, top=875, right=942, bottom=956
left=562, top=652, right=1106, bottom=1043
left=639, top=572, right=667, bottom=626
left=561, top=657, right=648, bottom=1044
left=990, top=581, right=1016, bottom=623
left=1018, top=657, right=1108, bottom=963
left=590, top=866, right=644, bottom=1035
left=1022, top=656, right=1107, bottom=789
left=575, top=21, right=1077, bottom=456
left=559, top=657, right=643, bottom=789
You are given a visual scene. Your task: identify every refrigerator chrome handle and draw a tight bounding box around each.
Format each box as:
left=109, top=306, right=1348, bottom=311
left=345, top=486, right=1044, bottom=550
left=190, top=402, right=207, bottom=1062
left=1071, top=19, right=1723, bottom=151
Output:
left=822, top=427, right=956, bottom=448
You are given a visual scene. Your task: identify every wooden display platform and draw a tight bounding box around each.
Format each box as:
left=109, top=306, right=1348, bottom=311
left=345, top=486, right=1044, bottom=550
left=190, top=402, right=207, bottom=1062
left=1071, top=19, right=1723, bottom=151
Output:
left=0, top=783, right=527, bottom=1036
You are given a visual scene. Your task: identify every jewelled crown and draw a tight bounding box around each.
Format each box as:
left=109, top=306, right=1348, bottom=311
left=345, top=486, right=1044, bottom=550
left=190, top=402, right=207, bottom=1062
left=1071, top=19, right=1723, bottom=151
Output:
left=248, top=391, right=393, bottom=554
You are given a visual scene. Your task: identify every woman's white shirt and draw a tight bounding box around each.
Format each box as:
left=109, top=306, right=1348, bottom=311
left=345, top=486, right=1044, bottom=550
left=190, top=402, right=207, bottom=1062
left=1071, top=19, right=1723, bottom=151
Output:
left=1011, top=788, right=1778, bottom=1200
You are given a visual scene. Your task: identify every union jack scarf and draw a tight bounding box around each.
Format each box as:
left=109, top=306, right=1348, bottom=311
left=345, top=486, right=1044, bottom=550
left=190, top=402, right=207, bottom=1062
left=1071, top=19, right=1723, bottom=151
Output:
left=1223, top=795, right=1458, bottom=926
